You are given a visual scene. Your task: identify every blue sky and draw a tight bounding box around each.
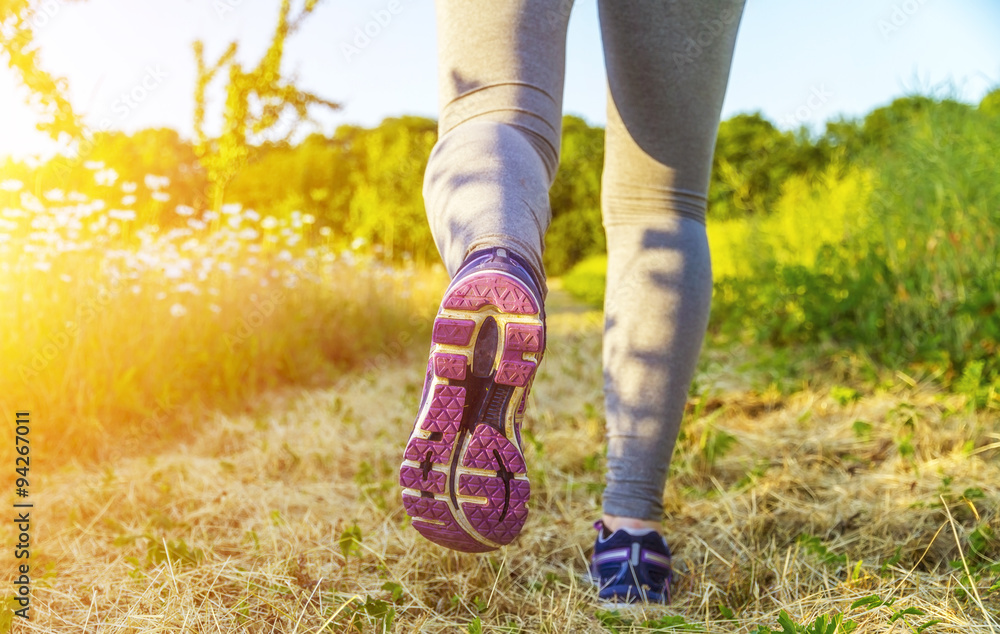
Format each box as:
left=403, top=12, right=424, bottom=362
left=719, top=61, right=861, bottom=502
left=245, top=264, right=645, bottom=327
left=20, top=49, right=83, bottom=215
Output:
left=1, top=0, right=998, bottom=159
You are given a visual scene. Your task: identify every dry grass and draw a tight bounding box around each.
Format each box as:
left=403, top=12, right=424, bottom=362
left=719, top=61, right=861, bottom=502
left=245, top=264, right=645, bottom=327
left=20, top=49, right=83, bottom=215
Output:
left=3, top=283, right=999, bottom=633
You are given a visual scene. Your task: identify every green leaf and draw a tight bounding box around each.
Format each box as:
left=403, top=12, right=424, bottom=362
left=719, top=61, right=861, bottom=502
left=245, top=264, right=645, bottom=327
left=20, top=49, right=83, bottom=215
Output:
left=468, top=616, right=483, bottom=634
left=831, top=385, right=860, bottom=405
left=338, top=523, right=363, bottom=560
left=889, top=607, right=924, bottom=622
left=879, top=547, right=903, bottom=575
left=596, top=608, right=632, bottom=632
left=381, top=581, right=403, bottom=602
left=851, top=420, right=873, bottom=438
left=777, top=610, right=799, bottom=634
left=850, top=594, right=895, bottom=610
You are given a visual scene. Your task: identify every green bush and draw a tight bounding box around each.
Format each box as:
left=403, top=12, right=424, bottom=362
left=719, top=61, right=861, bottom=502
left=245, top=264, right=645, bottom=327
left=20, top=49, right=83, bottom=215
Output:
left=562, top=96, right=1000, bottom=404
left=561, top=254, right=607, bottom=308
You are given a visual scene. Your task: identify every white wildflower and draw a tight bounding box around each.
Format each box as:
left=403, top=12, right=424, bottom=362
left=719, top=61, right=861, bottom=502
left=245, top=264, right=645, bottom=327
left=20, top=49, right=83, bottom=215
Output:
left=94, top=169, right=118, bottom=186
left=108, top=209, right=136, bottom=221
left=170, top=303, right=187, bottom=317
left=144, top=174, right=170, bottom=190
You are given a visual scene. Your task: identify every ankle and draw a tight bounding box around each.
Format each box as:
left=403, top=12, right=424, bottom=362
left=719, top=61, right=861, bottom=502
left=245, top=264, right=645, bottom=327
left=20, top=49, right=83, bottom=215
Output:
left=601, top=514, right=661, bottom=533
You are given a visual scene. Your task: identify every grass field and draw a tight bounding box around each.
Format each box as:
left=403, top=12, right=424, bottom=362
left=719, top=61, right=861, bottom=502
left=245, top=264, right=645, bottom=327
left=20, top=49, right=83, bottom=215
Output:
left=3, top=282, right=998, bottom=632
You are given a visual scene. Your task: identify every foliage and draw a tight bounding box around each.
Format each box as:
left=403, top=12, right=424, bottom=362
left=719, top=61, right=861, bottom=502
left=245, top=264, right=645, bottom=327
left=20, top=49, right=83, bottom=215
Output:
left=0, top=0, right=86, bottom=140
left=545, top=115, right=605, bottom=275
left=342, top=116, right=438, bottom=262
left=596, top=608, right=700, bottom=632
left=192, top=0, right=339, bottom=211
left=561, top=253, right=606, bottom=307
left=709, top=113, right=825, bottom=221
left=564, top=95, right=1000, bottom=406
left=980, top=87, right=1000, bottom=117
left=753, top=610, right=856, bottom=634
left=796, top=535, right=847, bottom=570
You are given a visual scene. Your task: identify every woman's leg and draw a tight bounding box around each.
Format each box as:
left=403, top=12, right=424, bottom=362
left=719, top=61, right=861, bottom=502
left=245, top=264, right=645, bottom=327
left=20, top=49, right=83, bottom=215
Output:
left=402, top=0, right=573, bottom=552
left=423, top=0, right=576, bottom=287
left=597, top=0, right=746, bottom=526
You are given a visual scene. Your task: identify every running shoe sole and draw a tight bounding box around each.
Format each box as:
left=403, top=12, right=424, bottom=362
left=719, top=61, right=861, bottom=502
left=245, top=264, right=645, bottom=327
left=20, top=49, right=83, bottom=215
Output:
left=399, top=269, right=544, bottom=552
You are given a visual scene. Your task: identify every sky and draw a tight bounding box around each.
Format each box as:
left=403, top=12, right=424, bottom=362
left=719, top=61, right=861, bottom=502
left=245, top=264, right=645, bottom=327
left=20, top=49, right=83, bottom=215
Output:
left=1, top=0, right=999, bottom=160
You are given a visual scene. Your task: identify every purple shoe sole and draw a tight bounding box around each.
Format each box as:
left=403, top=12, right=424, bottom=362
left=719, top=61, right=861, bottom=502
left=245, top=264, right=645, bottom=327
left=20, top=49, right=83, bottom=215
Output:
left=400, top=271, right=544, bottom=552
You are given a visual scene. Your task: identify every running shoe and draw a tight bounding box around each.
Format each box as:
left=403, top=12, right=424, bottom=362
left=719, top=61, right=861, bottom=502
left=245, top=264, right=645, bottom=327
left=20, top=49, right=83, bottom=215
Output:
left=590, top=521, right=674, bottom=603
left=399, top=247, right=545, bottom=552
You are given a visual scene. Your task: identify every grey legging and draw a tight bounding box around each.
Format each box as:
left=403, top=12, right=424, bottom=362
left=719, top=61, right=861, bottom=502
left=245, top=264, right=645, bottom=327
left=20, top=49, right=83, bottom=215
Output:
left=423, top=0, right=746, bottom=520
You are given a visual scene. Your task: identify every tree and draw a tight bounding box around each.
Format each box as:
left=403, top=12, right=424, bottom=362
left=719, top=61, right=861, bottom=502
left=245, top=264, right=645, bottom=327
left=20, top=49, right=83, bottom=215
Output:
left=981, top=88, right=1000, bottom=118
left=708, top=112, right=805, bottom=220
left=0, top=0, right=86, bottom=141
left=192, top=0, right=340, bottom=212
left=544, top=115, right=605, bottom=275
left=225, top=132, right=354, bottom=234
left=343, top=116, right=438, bottom=261
left=87, top=129, right=206, bottom=223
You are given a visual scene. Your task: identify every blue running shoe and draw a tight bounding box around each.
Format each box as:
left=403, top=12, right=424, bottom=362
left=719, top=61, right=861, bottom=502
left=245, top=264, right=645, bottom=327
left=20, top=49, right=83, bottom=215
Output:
left=590, top=521, right=674, bottom=603
left=400, top=247, right=546, bottom=552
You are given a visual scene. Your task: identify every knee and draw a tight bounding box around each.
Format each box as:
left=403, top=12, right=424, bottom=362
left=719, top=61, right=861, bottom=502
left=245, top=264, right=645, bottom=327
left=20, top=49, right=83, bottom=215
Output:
left=425, top=119, right=559, bottom=188
left=602, top=184, right=709, bottom=226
